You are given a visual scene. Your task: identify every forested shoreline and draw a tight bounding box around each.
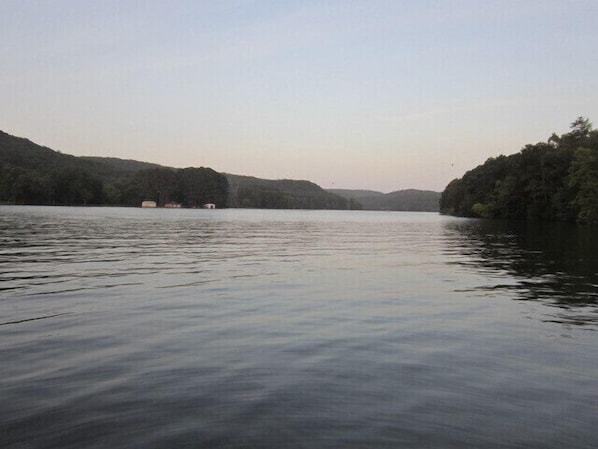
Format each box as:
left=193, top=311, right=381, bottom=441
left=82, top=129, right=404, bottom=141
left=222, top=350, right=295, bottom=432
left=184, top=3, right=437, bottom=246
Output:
left=440, top=118, right=598, bottom=223
left=0, top=131, right=359, bottom=209
left=1, top=130, right=442, bottom=211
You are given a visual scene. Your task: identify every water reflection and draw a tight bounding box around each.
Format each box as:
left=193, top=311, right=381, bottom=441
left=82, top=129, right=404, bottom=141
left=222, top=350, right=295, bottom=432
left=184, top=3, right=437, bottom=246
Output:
left=444, top=218, right=598, bottom=327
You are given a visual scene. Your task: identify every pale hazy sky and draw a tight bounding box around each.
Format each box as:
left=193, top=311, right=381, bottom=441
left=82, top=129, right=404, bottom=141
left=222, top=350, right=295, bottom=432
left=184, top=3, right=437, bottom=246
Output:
left=2, top=0, right=598, bottom=192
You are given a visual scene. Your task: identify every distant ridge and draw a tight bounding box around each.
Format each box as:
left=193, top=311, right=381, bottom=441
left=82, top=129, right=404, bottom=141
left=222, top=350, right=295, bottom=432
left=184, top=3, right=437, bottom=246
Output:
left=226, top=174, right=358, bottom=209
left=325, top=189, right=384, bottom=199
left=79, top=156, right=164, bottom=178
left=0, top=130, right=163, bottom=179
left=328, top=188, right=440, bottom=212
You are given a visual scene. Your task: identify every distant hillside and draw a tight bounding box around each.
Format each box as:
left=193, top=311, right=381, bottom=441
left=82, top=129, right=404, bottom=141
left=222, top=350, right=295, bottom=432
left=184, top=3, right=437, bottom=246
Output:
left=79, top=156, right=163, bottom=181
left=0, top=132, right=161, bottom=175
left=0, top=130, right=227, bottom=207
left=1, top=131, right=77, bottom=170
left=326, top=189, right=384, bottom=200
left=226, top=174, right=359, bottom=209
left=329, top=188, right=440, bottom=212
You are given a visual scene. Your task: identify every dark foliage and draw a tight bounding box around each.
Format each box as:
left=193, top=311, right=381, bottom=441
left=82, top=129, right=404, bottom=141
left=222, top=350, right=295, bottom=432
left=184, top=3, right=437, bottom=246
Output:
left=440, top=118, right=598, bottom=223
left=126, top=167, right=228, bottom=207
left=0, top=130, right=228, bottom=207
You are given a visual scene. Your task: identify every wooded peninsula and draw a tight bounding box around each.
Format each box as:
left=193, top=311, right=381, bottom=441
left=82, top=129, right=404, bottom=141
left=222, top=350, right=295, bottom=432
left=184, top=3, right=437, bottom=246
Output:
left=440, top=118, right=598, bottom=223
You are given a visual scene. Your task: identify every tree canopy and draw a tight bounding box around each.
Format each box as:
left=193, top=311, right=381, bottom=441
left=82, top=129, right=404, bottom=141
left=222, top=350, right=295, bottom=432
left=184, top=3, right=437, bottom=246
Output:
left=440, top=118, right=598, bottom=223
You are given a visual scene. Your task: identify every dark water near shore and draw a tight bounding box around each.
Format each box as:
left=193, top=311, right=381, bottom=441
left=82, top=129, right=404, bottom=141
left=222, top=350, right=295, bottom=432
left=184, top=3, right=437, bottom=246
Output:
left=1, top=206, right=597, bottom=448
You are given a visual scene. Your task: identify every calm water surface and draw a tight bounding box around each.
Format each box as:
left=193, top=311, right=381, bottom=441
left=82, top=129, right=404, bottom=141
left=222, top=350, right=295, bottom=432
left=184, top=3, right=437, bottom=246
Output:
left=1, top=206, right=597, bottom=448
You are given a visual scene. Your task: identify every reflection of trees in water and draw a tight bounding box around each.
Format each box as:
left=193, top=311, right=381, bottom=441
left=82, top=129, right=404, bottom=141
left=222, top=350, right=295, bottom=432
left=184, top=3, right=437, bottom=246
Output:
left=444, top=218, right=598, bottom=327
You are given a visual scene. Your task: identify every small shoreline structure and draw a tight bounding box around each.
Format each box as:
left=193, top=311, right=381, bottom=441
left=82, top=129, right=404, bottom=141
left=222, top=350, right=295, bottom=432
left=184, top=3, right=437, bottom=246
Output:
left=140, top=200, right=215, bottom=209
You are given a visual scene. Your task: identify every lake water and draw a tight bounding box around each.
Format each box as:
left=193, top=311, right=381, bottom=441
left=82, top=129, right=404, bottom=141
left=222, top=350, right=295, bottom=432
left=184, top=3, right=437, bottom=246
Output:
left=1, top=206, right=597, bottom=448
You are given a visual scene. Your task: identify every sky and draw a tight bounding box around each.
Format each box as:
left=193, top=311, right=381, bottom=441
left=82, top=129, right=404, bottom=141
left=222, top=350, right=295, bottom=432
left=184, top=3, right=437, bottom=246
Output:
left=2, top=0, right=598, bottom=192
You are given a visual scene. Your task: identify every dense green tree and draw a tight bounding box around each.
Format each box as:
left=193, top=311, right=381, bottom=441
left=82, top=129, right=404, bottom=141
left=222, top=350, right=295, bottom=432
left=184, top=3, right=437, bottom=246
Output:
left=51, top=167, right=103, bottom=205
left=123, top=167, right=228, bottom=207
left=569, top=148, right=598, bottom=223
left=131, top=167, right=179, bottom=205
left=440, top=118, right=598, bottom=223
left=177, top=167, right=228, bottom=207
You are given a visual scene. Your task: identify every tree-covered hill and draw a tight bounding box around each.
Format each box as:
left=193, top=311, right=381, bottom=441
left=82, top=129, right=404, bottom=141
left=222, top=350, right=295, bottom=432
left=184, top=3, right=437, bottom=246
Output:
left=226, top=174, right=359, bottom=209
left=440, top=118, right=598, bottom=223
left=78, top=156, right=163, bottom=182
left=0, top=130, right=227, bottom=207
left=329, top=188, right=440, bottom=212
left=326, top=189, right=385, bottom=200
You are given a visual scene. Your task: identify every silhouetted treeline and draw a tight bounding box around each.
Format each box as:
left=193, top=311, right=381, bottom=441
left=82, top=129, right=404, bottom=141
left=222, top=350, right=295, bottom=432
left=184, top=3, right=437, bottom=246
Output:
left=440, top=118, right=598, bottom=223
left=0, top=131, right=228, bottom=207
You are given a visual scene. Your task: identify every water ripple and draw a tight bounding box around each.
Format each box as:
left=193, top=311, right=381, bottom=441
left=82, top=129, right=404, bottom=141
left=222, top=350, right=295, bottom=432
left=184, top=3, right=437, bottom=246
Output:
left=2, top=207, right=598, bottom=448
